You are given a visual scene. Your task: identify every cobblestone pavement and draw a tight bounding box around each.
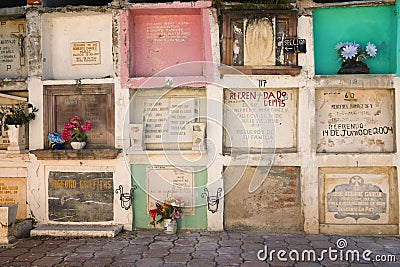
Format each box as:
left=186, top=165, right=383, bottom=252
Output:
left=0, top=230, right=399, bottom=266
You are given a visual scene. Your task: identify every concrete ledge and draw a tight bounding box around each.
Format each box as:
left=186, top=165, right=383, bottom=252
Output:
left=30, top=224, right=123, bottom=238
left=320, top=224, right=399, bottom=236
left=30, top=149, right=122, bottom=160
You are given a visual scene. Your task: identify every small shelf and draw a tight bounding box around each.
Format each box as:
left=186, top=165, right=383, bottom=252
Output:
left=219, top=65, right=302, bottom=76
left=30, top=149, right=121, bottom=160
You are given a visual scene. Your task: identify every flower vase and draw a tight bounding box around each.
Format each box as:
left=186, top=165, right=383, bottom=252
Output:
left=163, top=219, right=177, bottom=234
left=6, top=125, right=24, bottom=153
left=70, top=141, right=86, bottom=150
left=338, top=60, right=369, bottom=74
left=52, top=143, right=65, bottom=150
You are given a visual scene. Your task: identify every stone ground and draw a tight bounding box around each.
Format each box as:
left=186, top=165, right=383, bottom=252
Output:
left=0, top=230, right=399, bottom=266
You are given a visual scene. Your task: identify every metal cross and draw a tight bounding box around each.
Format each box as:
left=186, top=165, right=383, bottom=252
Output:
left=10, top=24, right=26, bottom=66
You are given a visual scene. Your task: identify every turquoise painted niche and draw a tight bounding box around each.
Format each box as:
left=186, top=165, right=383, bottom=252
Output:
left=313, top=5, right=396, bottom=75
left=131, top=165, right=208, bottom=230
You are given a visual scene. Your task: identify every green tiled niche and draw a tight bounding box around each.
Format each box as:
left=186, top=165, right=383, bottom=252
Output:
left=313, top=5, right=396, bottom=75
left=131, top=165, right=208, bottom=229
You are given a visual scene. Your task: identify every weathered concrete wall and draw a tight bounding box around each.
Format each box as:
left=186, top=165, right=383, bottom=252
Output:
left=224, top=166, right=303, bottom=232
left=0, top=1, right=399, bottom=235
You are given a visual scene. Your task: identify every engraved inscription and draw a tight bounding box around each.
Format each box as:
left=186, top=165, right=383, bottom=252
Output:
left=327, top=176, right=387, bottom=221
left=147, top=167, right=194, bottom=215
left=146, top=21, right=191, bottom=43
left=316, top=88, right=394, bottom=152
left=71, top=42, right=101, bottom=65
left=48, top=171, right=113, bottom=222
left=0, top=18, right=27, bottom=77
left=143, top=98, right=198, bottom=144
left=0, top=178, right=26, bottom=219
left=224, top=88, right=297, bottom=150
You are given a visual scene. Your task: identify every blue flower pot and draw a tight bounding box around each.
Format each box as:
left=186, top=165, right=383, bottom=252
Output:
left=52, top=143, right=65, bottom=150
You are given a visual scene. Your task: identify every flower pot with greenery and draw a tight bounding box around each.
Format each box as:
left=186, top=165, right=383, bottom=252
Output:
left=336, top=41, right=377, bottom=74
left=0, top=103, right=38, bottom=153
left=61, top=116, right=92, bottom=150
left=148, top=196, right=184, bottom=234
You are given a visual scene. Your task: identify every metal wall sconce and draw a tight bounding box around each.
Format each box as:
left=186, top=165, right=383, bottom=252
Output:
left=201, top=187, right=222, bottom=213
left=115, top=184, right=137, bottom=210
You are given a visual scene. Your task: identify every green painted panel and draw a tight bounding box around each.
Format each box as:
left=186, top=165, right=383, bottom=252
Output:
left=313, top=5, right=396, bottom=75
left=131, top=165, right=208, bottom=229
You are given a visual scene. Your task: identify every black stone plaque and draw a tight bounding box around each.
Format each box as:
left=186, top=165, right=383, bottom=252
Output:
left=48, top=171, right=113, bottom=222
left=327, top=175, right=387, bottom=221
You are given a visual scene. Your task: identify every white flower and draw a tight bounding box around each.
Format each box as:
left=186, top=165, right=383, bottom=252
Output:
left=365, top=42, right=377, bottom=57
left=336, top=41, right=378, bottom=62
left=341, top=44, right=358, bottom=60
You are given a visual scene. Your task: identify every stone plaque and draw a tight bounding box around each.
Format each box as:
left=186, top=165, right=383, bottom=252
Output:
left=0, top=18, right=27, bottom=78
left=0, top=178, right=26, bottom=219
left=224, top=166, right=303, bottom=231
left=316, top=88, right=394, bottom=152
left=327, top=176, right=387, bottom=221
left=143, top=98, right=198, bottom=144
left=71, top=41, right=101, bottom=65
left=132, top=12, right=203, bottom=76
left=322, top=168, right=396, bottom=225
left=147, top=167, right=194, bottom=215
left=224, top=88, right=297, bottom=152
left=44, top=85, right=114, bottom=149
left=48, top=171, right=113, bottom=222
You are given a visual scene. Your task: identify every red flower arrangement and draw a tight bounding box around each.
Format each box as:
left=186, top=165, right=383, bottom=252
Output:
left=61, top=116, right=92, bottom=142
left=149, top=196, right=184, bottom=227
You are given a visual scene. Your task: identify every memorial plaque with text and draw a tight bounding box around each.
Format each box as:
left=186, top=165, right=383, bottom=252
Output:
left=143, top=97, right=198, bottom=144
left=324, top=172, right=389, bottom=224
left=44, top=85, right=114, bottom=149
left=0, top=18, right=27, bottom=78
left=48, top=171, right=113, bottom=222
left=147, top=167, right=194, bottom=215
left=132, top=12, right=203, bottom=76
left=224, top=88, right=297, bottom=153
left=71, top=41, right=101, bottom=65
left=316, top=88, right=394, bottom=153
left=0, top=178, right=26, bottom=219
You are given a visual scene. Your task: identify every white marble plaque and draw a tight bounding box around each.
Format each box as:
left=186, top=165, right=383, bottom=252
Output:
left=0, top=178, right=26, bottom=219
left=143, top=98, right=198, bottom=144
left=146, top=167, right=194, bottom=215
left=71, top=41, right=101, bottom=65
left=224, top=88, right=297, bottom=151
left=0, top=19, right=27, bottom=78
left=324, top=173, right=389, bottom=224
left=316, top=88, right=394, bottom=153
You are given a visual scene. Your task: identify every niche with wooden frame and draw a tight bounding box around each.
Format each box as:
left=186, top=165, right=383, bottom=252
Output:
left=219, top=9, right=301, bottom=75
left=43, top=84, right=115, bottom=149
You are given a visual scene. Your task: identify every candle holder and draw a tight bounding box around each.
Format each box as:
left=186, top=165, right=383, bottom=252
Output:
left=115, top=184, right=137, bottom=210
left=201, top=187, right=222, bottom=213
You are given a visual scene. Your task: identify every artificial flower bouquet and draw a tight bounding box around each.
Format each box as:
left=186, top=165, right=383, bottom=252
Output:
left=48, top=131, right=65, bottom=149
left=61, top=116, right=92, bottom=142
left=149, top=196, right=184, bottom=227
left=335, top=41, right=377, bottom=62
left=335, top=41, right=377, bottom=74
